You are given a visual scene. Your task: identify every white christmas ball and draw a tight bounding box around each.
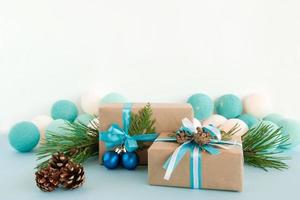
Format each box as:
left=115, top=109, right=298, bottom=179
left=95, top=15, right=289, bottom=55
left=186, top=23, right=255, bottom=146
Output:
left=202, top=114, right=227, bottom=127
left=31, top=115, right=53, bottom=141
left=243, top=93, right=272, bottom=118
left=80, top=91, right=102, bottom=115
left=219, top=119, right=249, bottom=136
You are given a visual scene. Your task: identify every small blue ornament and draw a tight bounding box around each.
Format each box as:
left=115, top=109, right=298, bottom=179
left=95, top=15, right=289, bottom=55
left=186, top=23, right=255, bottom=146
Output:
left=51, top=100, right=78, bottom=122
left=263, top=113, right=284, bottom=124
left=102, top=151, right=120, bottom=169
left=277, top=119, right=300, bottom=149
left=74, top=114, right=95, bottom=126
left=238, top=114, right=258, bottom=128
left=8, top=121, right=40, bottom=152
left=215, top=94, right=243, bottom=118
left=100, top=93, right=128, bottom=104
left=121, top=152, right=139, bottom=170
left=187, top=93, right=214, bottom=120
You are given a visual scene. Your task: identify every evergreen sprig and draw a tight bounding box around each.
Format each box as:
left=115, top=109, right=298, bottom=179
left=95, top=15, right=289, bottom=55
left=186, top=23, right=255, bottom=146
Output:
left=36, top=120, right=99, bottom=169
left=128, top=103, right=156, bottom=135
left=242, top=123, right=290, bottom=171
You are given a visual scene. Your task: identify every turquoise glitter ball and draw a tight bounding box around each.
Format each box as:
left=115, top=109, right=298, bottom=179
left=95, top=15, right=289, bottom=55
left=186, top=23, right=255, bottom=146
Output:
left=187, top=93, right=214, bottom=120
left=8, top=121, right=40, bottom=152
left=215, top=94, right=243, bottom=118
left=74, top=114, right=95, bottom=126
left=45, top=119, right=69, bottom=138
left=238, top=114, right=258, bottom=128
left=51, top=100, right=78, bottom=122
left=263, top=113, right=284, bottom=124
left=100, top=93, right=128, bottom=104
left=277, top=119, right=300, bottom=149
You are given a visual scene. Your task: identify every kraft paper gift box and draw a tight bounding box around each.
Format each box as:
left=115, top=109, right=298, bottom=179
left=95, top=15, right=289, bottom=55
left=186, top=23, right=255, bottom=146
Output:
left=99, top=103, right=193, bottom=165
left=148, top=134, right=244, bottom=191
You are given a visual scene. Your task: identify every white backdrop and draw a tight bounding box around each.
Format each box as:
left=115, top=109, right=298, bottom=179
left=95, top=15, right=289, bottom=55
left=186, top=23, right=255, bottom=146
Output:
left=1, top=0, right=300, bottom=133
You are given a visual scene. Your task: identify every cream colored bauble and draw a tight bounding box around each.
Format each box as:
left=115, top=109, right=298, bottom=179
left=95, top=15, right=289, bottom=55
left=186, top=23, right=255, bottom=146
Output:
left=243, top=93, right=272, bottom=118
left=31, top=115, right=53, bottom=141
left=202, top=114, right=227, bottom=127
left=219, top=119, right=249, bottom=136
left=80, top=91, right=102, bottom=115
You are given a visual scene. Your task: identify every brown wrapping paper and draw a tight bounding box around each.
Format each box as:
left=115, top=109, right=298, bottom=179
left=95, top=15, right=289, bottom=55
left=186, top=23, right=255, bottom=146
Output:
left=148, top=134, right=244, bottom=191
left=99, top=103, right=194, bottom=165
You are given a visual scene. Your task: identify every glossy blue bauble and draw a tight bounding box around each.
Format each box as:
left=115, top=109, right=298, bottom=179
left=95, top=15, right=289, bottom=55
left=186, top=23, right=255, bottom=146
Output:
left=51, top=100, right=78, bottom=122
left=215, top=94, right=243, bottom=118
left=8, top=121, right=40, bottom=152
left=121, top=152, right=139, bottom=170
left=187, top=93, right=214, bottom=120
left=238, top=114, right=258, bottom=128
left=277, top=119, right=300, bottom=149
left=102, top=151, right=120, bottom=169
left=100, top=93, right=128, bottom=104
left=263, top=113, right=284, bottom=124
left=74, top=114, right=95, bottom=126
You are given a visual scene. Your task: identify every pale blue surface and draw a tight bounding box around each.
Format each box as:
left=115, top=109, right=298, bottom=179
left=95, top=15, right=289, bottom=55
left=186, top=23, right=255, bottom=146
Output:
left=0, top=134, right=299, bottom=200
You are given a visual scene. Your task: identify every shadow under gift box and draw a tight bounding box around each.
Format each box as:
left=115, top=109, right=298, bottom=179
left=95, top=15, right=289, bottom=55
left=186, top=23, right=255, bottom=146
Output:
left=148, top=134, right=244, bottom=191
left=98, top=103, right=194, bottom=165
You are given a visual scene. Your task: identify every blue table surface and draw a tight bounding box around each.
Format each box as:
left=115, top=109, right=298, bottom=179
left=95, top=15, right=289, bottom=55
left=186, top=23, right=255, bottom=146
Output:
left=1, top=134, right=299, bottom=200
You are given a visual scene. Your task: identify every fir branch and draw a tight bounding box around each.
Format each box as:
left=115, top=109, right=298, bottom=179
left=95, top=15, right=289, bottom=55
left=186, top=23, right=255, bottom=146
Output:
left=221, top=124, right=241, bottom=141
left=36, top=120, right=99, bottom=169
left=242, top=123, right=290, bottom=171
left=128, top=103, right=156, bottom=135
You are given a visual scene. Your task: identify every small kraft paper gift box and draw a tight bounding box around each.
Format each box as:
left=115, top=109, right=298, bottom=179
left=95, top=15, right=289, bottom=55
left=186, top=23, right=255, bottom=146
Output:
left=148, top=118, right=244, bottom=191
left=99, top=103, right=193, bottom=165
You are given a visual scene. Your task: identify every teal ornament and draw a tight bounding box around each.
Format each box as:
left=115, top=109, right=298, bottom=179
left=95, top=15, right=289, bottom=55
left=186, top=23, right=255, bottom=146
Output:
left=215, top=94, right=242, bottom=118
left=51, top=100, right=78, bottom=122
left=8, top=121, right=40, bottom=152
left=263, top=113, right=284, bottom=124
left=121, top=152, right=139, bottom=170
left=277, top=119, right=300, bottom=149
left=102, top=151, right=120, bottom=169
left=100, top=93, right=128, bottom=104
left=187, top=93, right=214, bottom=120
left=238, top=114, right=258, bottom=128
left=74, top=114, right=95, bottom=126
left=45, top=119, right=69, bottom=137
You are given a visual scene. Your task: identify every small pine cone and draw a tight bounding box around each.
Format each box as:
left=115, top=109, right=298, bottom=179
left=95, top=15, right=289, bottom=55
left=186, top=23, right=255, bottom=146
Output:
left=176, top=131, right=193, bottom=144
left=49, top=152, right=69, bottom=170
left=60, top=162, right=85, bottom=190
left=35, top=167, right=60, bottom=192
left=193, top=132, right=211, bottom=146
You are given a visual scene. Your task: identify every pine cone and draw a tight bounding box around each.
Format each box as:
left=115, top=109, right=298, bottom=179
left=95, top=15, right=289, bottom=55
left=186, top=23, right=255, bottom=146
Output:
left=193, top=129, right=211, bottom=145
left=176, top=131, right=193, bottom=144
left=60, top=162, right=85, bottom=190
left=35, top=167, right=60, bottom=192
left=49, top=152, right=69, bottom=170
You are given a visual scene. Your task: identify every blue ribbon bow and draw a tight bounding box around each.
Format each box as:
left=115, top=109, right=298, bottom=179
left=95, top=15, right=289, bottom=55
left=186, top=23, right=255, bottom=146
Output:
left=100, top=103, right=158, bottom=152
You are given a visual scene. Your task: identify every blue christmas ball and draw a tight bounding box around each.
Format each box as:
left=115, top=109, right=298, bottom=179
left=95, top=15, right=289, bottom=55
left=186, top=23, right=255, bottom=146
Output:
left=74, top=114, right=95, bottom=126
left=8, top=121, right=40, bottom=152
left=102, top=151, right=120, bottom=169
left=263, top=113, right=284, bottom=124
left=238, top=114, right=258, bottom=128
left=187, top=93, right=214, bottom=120
left=51, top=100, right=78, bottom=122
left=45, top=119, right=69, bottom=137
left=215, top=94, right=243, bottom=118
left=121, top=152, right=139, bottom=170
left=100, top=93, right=128, bottom=104
left=277, top=119, right=300, bottom=149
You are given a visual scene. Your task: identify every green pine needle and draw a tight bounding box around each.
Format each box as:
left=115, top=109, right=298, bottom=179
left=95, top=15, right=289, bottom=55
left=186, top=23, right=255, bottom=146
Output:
left=36, top=120, right=99, bottom=169
left=242, top=123, right=290, bottom=171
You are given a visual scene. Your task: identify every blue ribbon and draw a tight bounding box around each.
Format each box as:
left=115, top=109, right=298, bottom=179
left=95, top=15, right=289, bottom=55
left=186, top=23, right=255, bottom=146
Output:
left=99, top=103, right=158, bottom=152
left=158, top=122, right=239, bottom=189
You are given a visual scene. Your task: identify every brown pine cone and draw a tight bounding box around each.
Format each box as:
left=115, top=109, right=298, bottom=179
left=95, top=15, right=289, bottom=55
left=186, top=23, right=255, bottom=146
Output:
left=60, top=162, right=85, bottom=190
left=49, top=152, right=69, bottom=170
left=193, top=131, right=211, bottom=145
left=35, top=167, right=60, bottom=192
left=176, top=131, right=193, bottom=144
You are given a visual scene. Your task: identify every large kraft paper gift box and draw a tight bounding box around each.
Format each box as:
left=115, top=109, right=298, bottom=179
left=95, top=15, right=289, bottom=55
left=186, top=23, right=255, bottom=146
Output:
left=99, top=103, right=193, bottom=165
left=148, top=134, right=244, bottom=191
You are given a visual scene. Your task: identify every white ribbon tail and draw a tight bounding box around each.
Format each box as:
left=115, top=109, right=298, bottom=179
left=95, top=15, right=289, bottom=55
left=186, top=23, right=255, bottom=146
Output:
left=193, top=146, right=200, bottom=189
